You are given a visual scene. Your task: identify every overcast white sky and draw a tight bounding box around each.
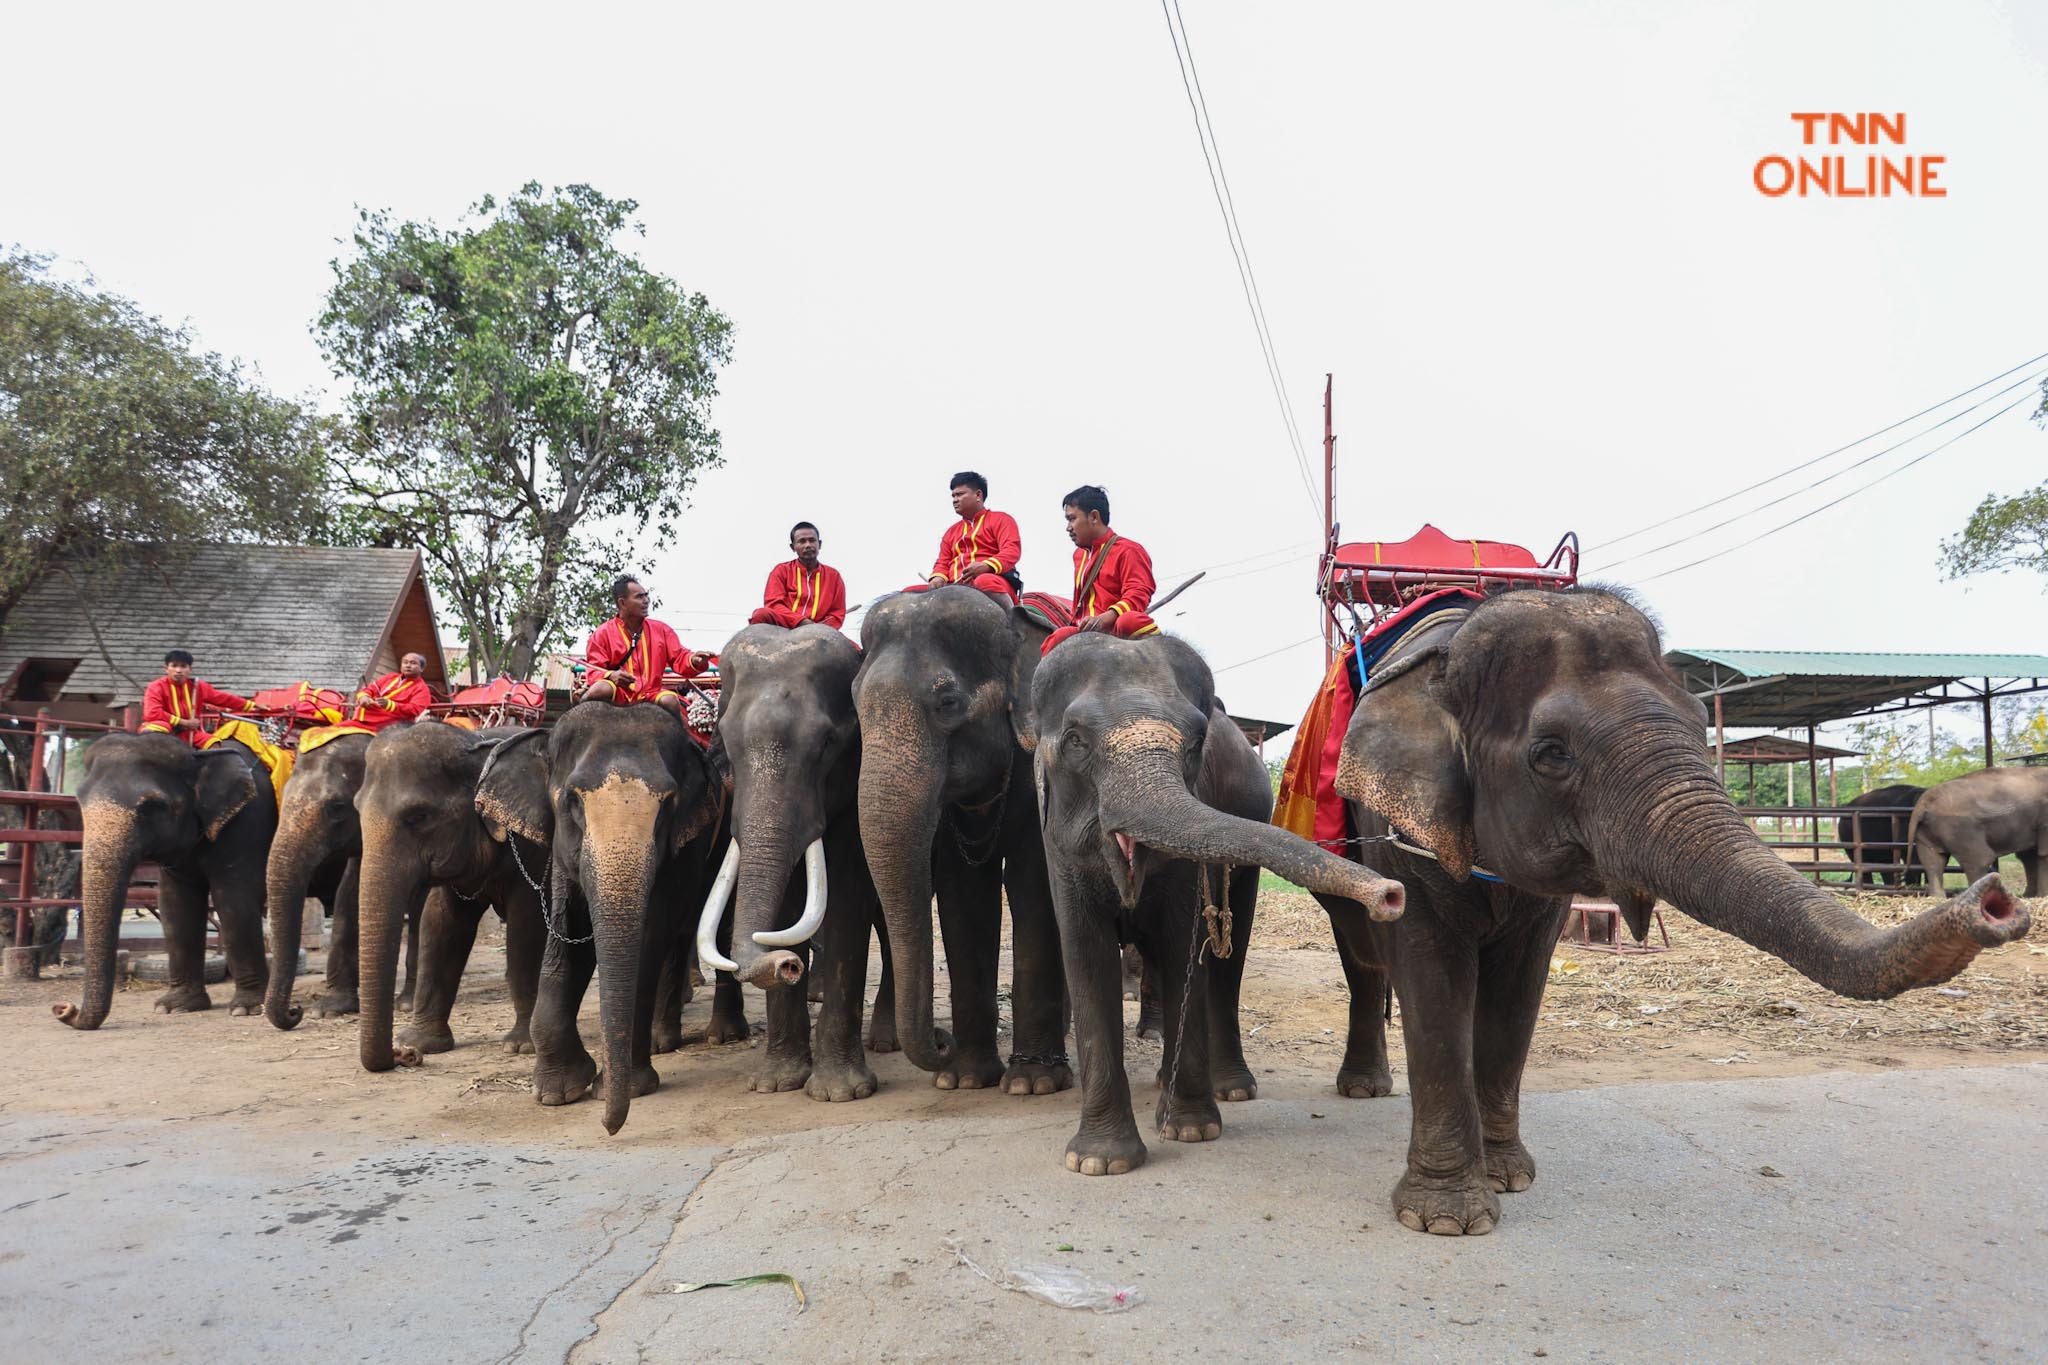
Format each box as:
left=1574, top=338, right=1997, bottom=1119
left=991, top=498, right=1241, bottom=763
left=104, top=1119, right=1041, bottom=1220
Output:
left=7, top=2, right=2045, bottom=753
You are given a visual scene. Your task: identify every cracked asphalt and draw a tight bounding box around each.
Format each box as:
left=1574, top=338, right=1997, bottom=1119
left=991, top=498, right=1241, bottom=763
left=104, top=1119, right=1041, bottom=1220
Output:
left=2, top=1061, right=2042, bottom=1362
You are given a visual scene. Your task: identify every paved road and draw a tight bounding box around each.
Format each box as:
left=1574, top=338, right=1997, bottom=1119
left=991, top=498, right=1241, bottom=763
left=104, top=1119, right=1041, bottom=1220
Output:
left=2, top=1064, right=2041, bottom=1362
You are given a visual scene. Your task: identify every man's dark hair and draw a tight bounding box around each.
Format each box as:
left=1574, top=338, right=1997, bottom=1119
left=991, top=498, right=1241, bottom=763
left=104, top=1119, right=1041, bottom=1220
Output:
left=790, top=521, right=820, bottom=542
left=1062, top=484, right=1111, bottom=525
left=163, top=649, right=194, bottom=667
left=611, top=574, right=643, bottom=604
left=949, top=471, right=988, bottom=499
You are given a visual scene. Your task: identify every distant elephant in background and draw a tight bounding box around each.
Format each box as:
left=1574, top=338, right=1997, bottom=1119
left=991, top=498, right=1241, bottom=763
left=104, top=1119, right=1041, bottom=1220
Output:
left=1909, top=767, right=2048, bottom=894
left=1836, top=783, right=1926, bottom=889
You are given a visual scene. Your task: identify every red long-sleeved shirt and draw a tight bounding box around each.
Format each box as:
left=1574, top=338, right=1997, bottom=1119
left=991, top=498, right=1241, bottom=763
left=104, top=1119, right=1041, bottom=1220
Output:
left=352, top=673, right=433, bottom=732
left=932, top=509, right=1021, bottom=584
left=585, top=616, right=702, bottom=700
left=1072, top=533, right=1156, bottom=619
left=761, top=560, right=848, bottom=629
left=140, top=676, right=254, bottom=748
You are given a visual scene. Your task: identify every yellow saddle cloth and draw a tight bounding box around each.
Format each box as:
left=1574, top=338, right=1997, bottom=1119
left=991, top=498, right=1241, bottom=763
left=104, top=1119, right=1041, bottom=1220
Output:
left=203, top=718, right=296, bottom=806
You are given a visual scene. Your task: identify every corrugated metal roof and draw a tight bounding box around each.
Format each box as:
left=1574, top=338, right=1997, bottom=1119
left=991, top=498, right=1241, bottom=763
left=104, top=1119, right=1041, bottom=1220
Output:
left=1673, top=649, right=2048, bottom=679
left=1665, top=648, right=2048, bottom=728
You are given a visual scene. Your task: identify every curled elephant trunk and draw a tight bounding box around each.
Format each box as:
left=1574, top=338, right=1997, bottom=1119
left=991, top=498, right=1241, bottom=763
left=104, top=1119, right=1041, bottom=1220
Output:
left=354, top=831, right=420, bottom=1072
left=857, top=739, right=954, bottom=1073
left=706, top=833, right=826, bottom=989
left=262, top=810, right=324, bottom=1030
left=1607, top=781, right=2028, bottom=1000
left=1105, top=756, right=1404, bottom=919
left=53, top=803, right=138, bottom=1031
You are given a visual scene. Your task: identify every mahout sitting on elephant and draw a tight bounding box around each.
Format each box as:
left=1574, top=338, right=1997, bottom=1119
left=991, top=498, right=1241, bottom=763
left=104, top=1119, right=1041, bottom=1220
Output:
left=1907, top=766, right=2048, bottom=894
left=694, top=623, right=895, bottom=1101
left=349, top=723, right=548, bottom=1070
left=1318, top=586, right=2029, bottom=1235
left=55, top=731, right=276, bottom=1029
left=474, top=701, right=725, bottom=1134
left=853, top=585, right=1070, bottom=1095
left=1029, top=632, right=1403, bottom=1175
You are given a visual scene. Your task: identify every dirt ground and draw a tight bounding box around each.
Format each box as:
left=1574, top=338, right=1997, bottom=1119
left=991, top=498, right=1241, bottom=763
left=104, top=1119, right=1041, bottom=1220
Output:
left=1, top=886, right=2040, bottom=1150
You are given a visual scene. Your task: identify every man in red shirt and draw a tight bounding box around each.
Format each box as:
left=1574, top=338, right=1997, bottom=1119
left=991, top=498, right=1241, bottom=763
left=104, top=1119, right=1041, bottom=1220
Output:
left=139, top=649, right=257, bottom=747
left=581, top=575, right=710, bottom=718
left=915, top=471, right=1021, bottom=602
left=351, top=652, right=434, bottom=732
left=1041, top=484, right=1161, bottom=655
left=751, top=521, right=848, bottom=630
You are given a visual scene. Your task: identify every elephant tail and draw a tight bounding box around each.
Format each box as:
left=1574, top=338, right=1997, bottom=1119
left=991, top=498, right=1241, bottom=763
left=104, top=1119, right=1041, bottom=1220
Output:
left=1905, top=796, right=1929, bottom=866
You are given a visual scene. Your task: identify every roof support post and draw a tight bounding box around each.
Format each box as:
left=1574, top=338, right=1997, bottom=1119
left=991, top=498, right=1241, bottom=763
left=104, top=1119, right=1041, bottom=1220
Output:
left=1713, top=693, right=1726, bottom=787
left=1983, top=681, right=1995, bottom=769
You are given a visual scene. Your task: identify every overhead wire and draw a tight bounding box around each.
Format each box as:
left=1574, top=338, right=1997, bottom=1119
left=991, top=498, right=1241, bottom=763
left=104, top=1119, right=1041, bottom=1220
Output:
left=1213, top=634, right=1322, bottom=675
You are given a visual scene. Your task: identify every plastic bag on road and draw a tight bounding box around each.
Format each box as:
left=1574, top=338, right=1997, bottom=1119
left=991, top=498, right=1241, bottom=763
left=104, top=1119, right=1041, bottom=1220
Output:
left=944, top=1238, right=1143, bottom=1313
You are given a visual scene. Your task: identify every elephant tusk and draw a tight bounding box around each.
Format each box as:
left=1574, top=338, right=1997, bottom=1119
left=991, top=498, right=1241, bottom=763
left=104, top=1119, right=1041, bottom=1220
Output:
left=696, top=841, right=741, bottom=973
left=754, top=838, right=828, bottom=948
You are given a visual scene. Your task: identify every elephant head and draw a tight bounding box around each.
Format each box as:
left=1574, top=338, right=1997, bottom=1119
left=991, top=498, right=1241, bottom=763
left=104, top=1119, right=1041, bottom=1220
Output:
left=55, top=732, right=270, bottom=1030
left=354, top=723, right=525, bottom=1071
left=1031, top=633, right=1403, bottom=915
left=1334, top=588, right=2028, bottom=998
left=852, top=587, right=1040, bottom=1073
left=263, top=731, right=371, bottom=1029
left=694, top=624, right=861, bottom=991
left=476, top=703, right=721, bottom=1134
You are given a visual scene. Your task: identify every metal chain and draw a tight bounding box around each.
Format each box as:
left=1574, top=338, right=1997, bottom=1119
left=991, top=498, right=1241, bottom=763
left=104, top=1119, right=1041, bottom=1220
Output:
left=946, top=767, right=1011, bottom=868
left=1162, top=865, right=1209, bottom=1102
left=1006, top=1050, right=1071, bottom=1070
left=506, top=834, right=592, bottom=946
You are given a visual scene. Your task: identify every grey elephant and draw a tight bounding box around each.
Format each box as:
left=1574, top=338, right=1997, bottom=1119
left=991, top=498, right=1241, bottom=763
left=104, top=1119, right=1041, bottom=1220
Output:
left=475, top=702, right=725, bottom=1134
left=1316, top=587, right=2028, bottom=1236
left=1029, top=633, right=1403, bottom=1175
left=1909, top=767, right=2048, bottom=893
left=853, top=586, right=1070, bottom=1095
left=54, top=732, right=276, bottom=1029
left=692, top=623, right=895, bottom=1102
left=1836, top=782, right=1926, bottom=889
left=263, top=731, right=377, bottom=1025
left=349, top=723, right=547, bottom=1070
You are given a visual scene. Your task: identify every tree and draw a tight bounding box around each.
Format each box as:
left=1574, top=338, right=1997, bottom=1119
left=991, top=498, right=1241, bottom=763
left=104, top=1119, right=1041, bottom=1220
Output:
left=0, top=249, right=333, bottom=622
left=319, top=183, right=733, bottom=681
left=1938, top=479, right=2048, bottom=587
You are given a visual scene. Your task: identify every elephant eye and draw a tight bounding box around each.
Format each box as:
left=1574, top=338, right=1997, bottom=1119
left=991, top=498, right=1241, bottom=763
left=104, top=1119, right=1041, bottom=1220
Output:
left=1062, top=728, right=1089, bottom=755
left=1528, top=737, right=1573, bottom=778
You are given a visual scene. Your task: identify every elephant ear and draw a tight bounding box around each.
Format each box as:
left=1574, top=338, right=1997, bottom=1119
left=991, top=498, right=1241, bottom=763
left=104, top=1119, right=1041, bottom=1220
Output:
left=474, top=728, right=551, bottom=845
left=1333, top=645, right=1477, bottom=880
left=194, top=750, right=262, bottom=842
left=1007, top=611, right=1046, bottom=751
left=672, top=748, right=729, bottom=855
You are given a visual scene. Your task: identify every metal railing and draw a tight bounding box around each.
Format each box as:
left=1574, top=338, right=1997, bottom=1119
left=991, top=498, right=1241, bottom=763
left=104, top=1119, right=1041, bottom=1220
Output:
left=1734, top=803, right=1940, bottom=892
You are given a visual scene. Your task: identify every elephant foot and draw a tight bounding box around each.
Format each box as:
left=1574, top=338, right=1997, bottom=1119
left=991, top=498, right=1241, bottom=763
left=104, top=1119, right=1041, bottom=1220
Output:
left=706, top=1005, right=751, bottom=1045
left=1002, top=1055, right=1073, bottom=1097
left=1155, top=1092, right=1222, bottom=1143
left=153, top=984, right=212, bottom=1014
left=533, top=1049, right=598, bottom=1107
left=1393, top=1168, right=1500, bottom=1236
left=501, top=1022, right=535, bottom=1056
left=805, top=1057, right=878, bottom=1103
left=1064, top=1126, right=1147, bottom=1177
left=1485, top=1137, right=1537, bottom=1195
left=226, top=989, right=265, bottom=1017
left=1336, top=1061, right=1394, bottom=1099
left=651, top=1019, right=685, bottom=1055
left=626, top=1063, right=661, bottom=1098
left=1212, top=1063, right=1259, bottom=1103
left=805, top=980, right=824, bottom=1006
left=865, top=1015, right=900, bottom=1054
left=748, top=1050, right=813, bottom=1094
left=312, top=989, right=360, bottom=1019
left=399, top=1020, right=457, bottom=1055
left=932, top=1046, right=1005, bottom=1091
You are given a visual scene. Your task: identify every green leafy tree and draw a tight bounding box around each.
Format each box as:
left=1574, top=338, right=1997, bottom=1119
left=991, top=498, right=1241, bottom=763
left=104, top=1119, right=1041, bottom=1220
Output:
left=1938, top=479, right=2048, bottom=587
left=0, top=249, right=332, bottom=622
left=319, top=183, right=733, bottom=681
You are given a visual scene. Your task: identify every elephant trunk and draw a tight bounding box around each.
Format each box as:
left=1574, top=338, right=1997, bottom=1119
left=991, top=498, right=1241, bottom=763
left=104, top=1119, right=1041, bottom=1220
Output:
left=727, top=814, right=820, bottom=989
left=1599, top=765, right=2028, bottom=1000
left=1103, top=751, right=1404, bottom=918
left=582, top=783, right=663, bottom=1135
left=354, top=823, right=421, bottom=1071
left=857, top=730, right=952, bottom=1073
left=262, top=805, right=326, bottom=1030
left=53, top=803, right=138, bottom=1030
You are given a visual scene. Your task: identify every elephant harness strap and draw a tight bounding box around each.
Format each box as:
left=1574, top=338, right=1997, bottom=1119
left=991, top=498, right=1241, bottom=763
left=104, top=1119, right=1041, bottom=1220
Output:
left=1200, top=863, right=1233, bottom=960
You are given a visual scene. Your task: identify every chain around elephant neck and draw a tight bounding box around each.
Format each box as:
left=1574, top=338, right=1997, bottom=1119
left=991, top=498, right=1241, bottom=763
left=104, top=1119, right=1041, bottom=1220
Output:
left=507, top=834, right=592, bottom=946
left=947, top=765, right=1011, bottom=868
left=1163, top=865, right=1212, bottom=1102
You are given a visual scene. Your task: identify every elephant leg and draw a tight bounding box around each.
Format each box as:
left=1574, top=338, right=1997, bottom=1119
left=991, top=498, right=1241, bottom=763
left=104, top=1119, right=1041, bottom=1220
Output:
left=753, top=977, right=815, bottom=1093
left=1054, top=870, right=1145, bottom=1176
left=500, top=886, right=543, bottom=1055
left=2019, top=849, right=2043, bottom=899
left=705, top=906, right=749, bottom=1043
left=531, top=896, right=598, bottom=1107
left=317, top=860, right=362, bottom=1015
left=1389, top=913, right=1496, bottom=1236
left=999, top=809, right=1072, bottom=1096
left=933, top=846, right=1005, bottom=1091
left=1206, top=864, right=1258, bottom=1102
left=1473, top=907, right=1566, bottom=1199
left=210, top=869, right=269, bottom=1016
left=1915, top=836, right=1951, bottom=893
left=1150, top=869, right=1220, bottom=1145
left=620, top=905, right=670, bottom=1102
left=1135, top=955, right=1162, bottom=1041
left=866, top=903, right=899, bottom=1054
left=400, top=888, right=479, bottom=1055
left=154, top=869, right=213, bottom=1013
left=1319, top=893, right=1394, bottom=1099
left=808, top=821, right=878, bottom=1102
left=651, top=933, right=689, bottom=1054
left=397, top=896, right=422, bottom=1013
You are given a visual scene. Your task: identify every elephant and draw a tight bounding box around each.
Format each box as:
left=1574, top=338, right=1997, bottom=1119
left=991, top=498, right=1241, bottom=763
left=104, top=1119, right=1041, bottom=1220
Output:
left=1316, top=587, right=2028, bottom=1236
left=692, top=623, right=895, bottom=1102
left=1837, top=783, right=1926, bottom=889
left=349, top=723, right=547, bottom=1071
left=1909, top=766, right=2048, bottom=894
left=53, top=732, right=276, bottom=1029
left=852, top=585, right=1071, bottom=1095
left=262, top=731, right=374, bottom=1025
left=1028, top=633, right=1403, bottom=1175
left=474, top=701, right=725, bottom=1134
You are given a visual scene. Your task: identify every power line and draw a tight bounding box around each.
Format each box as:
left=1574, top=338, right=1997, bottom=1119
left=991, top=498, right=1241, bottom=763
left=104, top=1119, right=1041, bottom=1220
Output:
left=1159, top=0, right=1321, bottom=526
left=1593, top=348, right=2048, bottom=553
left=1635, top=390, right=2036, bottom=584
left=1213, top=634, right=1321, bottom=675
left=1602, top=368, right=2048, bottom=571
